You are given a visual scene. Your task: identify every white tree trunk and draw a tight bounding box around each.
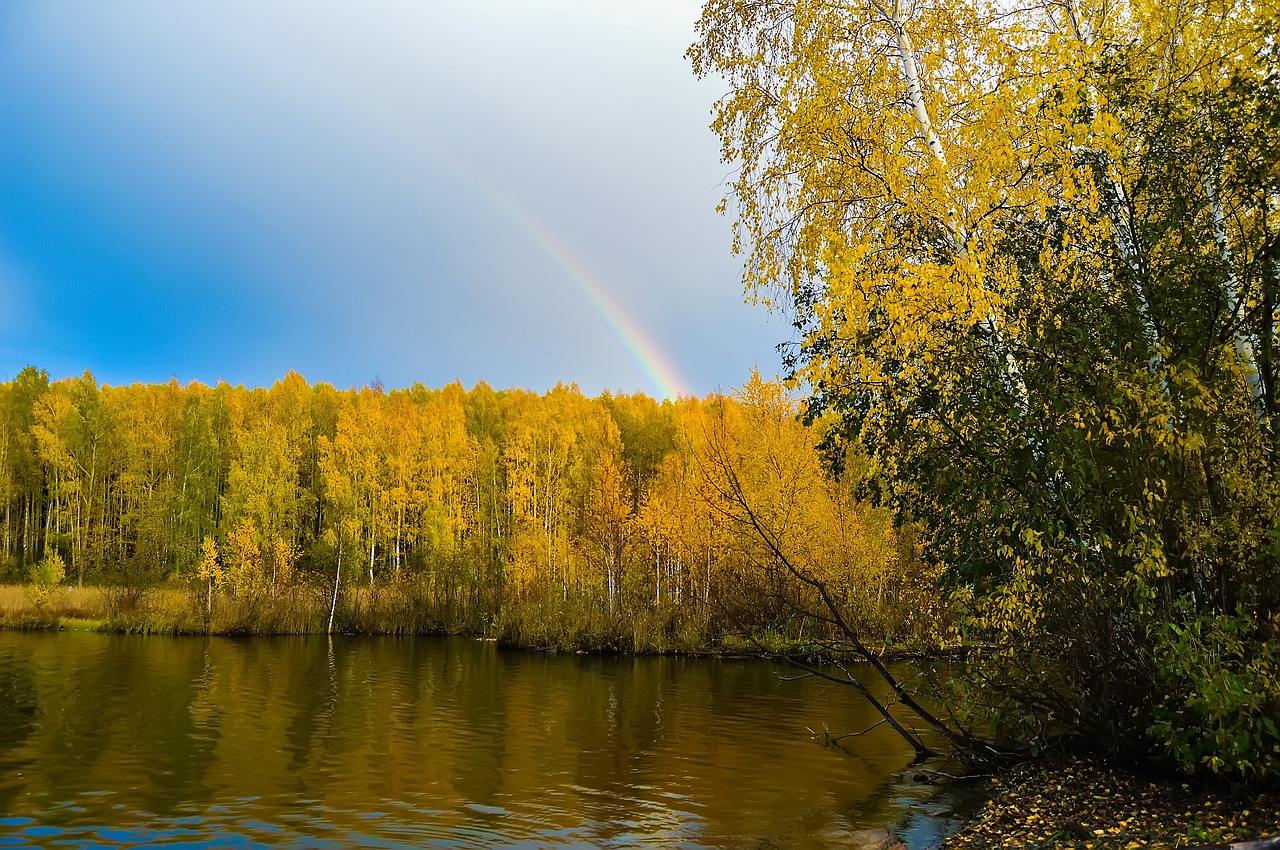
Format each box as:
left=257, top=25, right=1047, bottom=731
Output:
left=1204, top=169, right=1265, bottom=415
left=329, top=543, right=342, bottom=635
left=1062, top=0, right=1162, bottom=357
left=870, top=0, right=1030, bottom=406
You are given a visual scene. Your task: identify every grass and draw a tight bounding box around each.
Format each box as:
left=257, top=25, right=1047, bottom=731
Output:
left=0, top=582, right=491, bottom=637
left=0, top=584, right=114, bottom=630
left=58, top=617, right=110, bottom=631
left=0, top=584, right=111, bottom=619
left=0, top=581, right=800, bottom=655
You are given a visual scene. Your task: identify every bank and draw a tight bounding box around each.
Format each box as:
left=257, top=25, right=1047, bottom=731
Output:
left=938, top=758, right=1280, bottom=849
left=8, top=584, right=1279, bottom=850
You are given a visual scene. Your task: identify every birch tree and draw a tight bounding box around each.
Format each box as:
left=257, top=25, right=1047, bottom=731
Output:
left=692, top=0, right=1280, bottom=776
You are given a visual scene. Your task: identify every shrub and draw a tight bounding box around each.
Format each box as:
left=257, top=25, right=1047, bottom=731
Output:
left=27, top=552, right=67, bottom=611
left=1149, top=608, right=1280, bottom=782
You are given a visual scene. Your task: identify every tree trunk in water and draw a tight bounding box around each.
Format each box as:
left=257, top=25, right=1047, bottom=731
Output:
left=328, top=544, right=342, bottom=635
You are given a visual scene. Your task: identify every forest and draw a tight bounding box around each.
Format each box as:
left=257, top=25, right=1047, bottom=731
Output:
left=0, top=367, right=935, bottom=652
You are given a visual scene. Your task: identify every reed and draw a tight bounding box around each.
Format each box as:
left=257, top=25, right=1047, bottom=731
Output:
left=0, top=584, right=111, bottom=618
left=0, top=579, right=818, bottom=654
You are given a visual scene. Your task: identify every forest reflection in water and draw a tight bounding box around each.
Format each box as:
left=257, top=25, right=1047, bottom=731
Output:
left=0, top=633, right=967, bottom=848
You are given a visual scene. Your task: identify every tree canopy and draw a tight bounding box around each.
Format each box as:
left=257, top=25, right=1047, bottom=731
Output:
left=692, top=0, right=1280, bottom=779
left=0, top=369, right=935, bottom=653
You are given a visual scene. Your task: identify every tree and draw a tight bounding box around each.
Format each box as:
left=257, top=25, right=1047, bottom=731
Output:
left=690, top=374, right=971, bottom=759
left=196, top=535, right=222, bottom=620
left=27, top=550, right=66, bottom=613
left=317, top=398, right=368, bottom=633
left=691, top=0, right=1280, bottom=776
left=225, top=517, right=267, bottom=601
left=0, top=369, right=939, bottom=661
left=221, top=391, right=305, bottom=585
left=173, top=386, right=228, bottom=572
left=106, top=380, right=181, bottom=586
left=32, top=373, right=114, bottom=586
left=578, top=410, right=633, bottom=610
left=501, top=387, right=581, bottom=598
left=0, top=368, right=49, bottom=574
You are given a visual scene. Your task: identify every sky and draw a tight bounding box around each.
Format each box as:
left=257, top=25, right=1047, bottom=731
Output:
left=0, top=0, right=790, bottom=399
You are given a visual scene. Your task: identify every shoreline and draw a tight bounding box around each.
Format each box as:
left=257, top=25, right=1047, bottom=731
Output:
left=4, top=612, right=1278, bottom=848
left=0, top=583, right=952, bottom=661
left=938, top=758, right=1279, bottom=849
left=0, top=611, right=944, bottom=665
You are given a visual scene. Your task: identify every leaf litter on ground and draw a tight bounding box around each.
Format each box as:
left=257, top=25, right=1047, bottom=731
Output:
left=943, top=758, right=1280, bottom=849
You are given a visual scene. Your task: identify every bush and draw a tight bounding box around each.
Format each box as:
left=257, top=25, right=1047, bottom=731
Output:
left=29, top=551, right=66, bottom=587
left=27, top=552, right=67, bottom=611
left=1149, top=608, right=1280, bottom=782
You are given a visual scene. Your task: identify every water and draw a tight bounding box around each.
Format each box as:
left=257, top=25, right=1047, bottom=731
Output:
left=0, top=633, right=969, bottom=848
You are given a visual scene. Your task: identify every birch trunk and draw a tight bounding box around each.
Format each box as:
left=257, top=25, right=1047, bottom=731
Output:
left=1063, top=0, right=1162, bottom=358
left=869, top=0, right=1030, bottom=407
left=329, top=543, right=342, bottom=635
left=1204, top=169, right=1265, bottom=417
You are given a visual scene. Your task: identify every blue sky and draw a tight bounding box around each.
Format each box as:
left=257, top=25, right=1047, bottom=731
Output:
left=0, top=0, right=788, bottom=398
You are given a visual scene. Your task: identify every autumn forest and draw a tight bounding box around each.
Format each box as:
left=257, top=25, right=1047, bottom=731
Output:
left=0, top=367, right=932, bottom=651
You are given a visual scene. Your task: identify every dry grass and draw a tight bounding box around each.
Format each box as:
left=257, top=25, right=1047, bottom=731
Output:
left=0, top=584, right=199, bottom=632
left=0, top=584, right=111, bottom=618
left=0, top=581, right=689, bottom=645
left=0, top=580, right=467, bottom=636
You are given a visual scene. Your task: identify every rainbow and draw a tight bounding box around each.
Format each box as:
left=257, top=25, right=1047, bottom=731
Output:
left=471, top=185, right=690, bottom=401
left=243, top=49, right=691, bottom=399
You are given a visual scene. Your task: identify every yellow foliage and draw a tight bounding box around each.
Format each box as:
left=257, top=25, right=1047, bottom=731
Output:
left=1, top=368, right=929, bottom=652
left=226, top=518, right=268, bottom=599
left=197, top=536, right=222, bottom=587
left=271, top=536, right=298, bottom=588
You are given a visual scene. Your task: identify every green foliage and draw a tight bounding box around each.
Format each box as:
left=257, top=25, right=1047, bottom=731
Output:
left=1149, top=608, right=1280, bottom=781
left=27, top=551, right=67, bottom=612
left=693, top=0, right=1280, bottom=779
left=29, top=551, right=66, bottom=588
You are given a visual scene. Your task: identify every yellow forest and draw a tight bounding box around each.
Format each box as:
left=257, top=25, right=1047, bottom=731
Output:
left=0, top=366, right=937, bottom=650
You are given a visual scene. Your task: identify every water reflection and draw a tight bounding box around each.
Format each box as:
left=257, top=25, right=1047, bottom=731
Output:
left=0, top=633, right=965, bottom=848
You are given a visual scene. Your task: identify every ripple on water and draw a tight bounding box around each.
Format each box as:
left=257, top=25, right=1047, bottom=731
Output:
left=0, top=634, right=965, bottom=849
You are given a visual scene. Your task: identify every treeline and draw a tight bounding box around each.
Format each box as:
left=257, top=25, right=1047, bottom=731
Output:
left=0, top=367, right=936, bottom=647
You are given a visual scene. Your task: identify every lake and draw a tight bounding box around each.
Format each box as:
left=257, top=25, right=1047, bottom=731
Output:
left=0, top=633, right=970, bottom=848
